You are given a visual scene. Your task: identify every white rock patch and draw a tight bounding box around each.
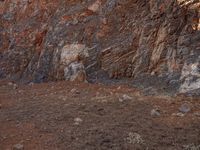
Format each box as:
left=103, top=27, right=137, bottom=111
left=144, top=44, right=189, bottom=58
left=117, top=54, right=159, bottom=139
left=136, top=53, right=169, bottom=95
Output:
left=179, top=62, right=200, bottom=93
left=60, top=44, right=89, bottom=82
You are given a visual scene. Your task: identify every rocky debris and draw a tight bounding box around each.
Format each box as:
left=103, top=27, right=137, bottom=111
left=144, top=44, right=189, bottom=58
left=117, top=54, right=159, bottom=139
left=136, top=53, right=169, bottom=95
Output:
left=172, top=112, right=185, bottom=117
left=194, top=112, right=200, bottom=117
left=13, top=84, right=18, bottom=90
left=28, top=82, right=34, bottom=86
left=119, top=94, right=133, bottom=102
left=88, top=0, right=101, bottom=12
left=179, top=103, right=191, bottom=113
left=13, top=144, right=24, bottom=150
left=7, top=82, right=18, bottom=89
left=183, top=144, right=200, bottom=150
left=151, top=109, right=161, bottom=117
left=70, top=88, right=80, bottom=95
left=126, top=132, right=144, bottom=145
left=74, top=117, right=83, bottom=125
left=8, top=82, right=14, bottom=86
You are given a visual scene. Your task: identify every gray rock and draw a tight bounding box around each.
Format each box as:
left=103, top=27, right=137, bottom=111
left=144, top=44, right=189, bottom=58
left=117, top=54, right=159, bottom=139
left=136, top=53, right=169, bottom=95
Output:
left=194, top=112, right=200, bottom=117
left=172, top=112, right=185, bottom=117
left=70, top=88, right=80, bottom=94
left=119, top=94, right=133, bottom=102
left=13, top=84, right=18, bottom=90
left=179, top=104, right=191, bottom=113
left=74, top=117, right=83, bottom=125
left=13, top=144, right=24, bottom=150
left=151, top=109, right=161, bottom=117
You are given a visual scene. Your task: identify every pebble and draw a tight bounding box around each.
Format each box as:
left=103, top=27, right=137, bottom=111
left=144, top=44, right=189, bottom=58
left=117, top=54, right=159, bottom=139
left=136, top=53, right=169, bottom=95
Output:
left=194, top=112, right=200, bottom=117
left=122, top=94, right=132, bottom=100
left=119, top=94, right=133, bottom=102
left=13, top=84, right=18, bottom=90
left=151, top=109, right=161, bottom=117
left=74, top=117, right=83, bottom=125
left=28, top=82, right=34, bottom=86
left=71, top=88, right=80, bottom=94
left=62, top=97, right=67, bottom=101
left=8, top=82, right=13, bottom=86
left=172, top=112, right=185, bottom=117
left=13, top=144, right=24, bottom=150
left=126, top=132, right=144, bottom=144
left=179, top=103, right=191, bottom=113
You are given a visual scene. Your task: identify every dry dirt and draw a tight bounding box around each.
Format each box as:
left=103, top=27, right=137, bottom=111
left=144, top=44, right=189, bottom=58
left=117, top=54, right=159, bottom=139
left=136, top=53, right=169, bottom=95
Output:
left=0, top=80, right=200, bottom=150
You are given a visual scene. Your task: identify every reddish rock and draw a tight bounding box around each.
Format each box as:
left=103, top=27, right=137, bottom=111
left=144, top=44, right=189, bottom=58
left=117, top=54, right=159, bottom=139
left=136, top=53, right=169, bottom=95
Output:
left=0, top=0, right=199, bottom=94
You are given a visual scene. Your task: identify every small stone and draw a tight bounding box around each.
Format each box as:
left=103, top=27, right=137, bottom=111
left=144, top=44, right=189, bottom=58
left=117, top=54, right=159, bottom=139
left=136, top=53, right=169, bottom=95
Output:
left=0, top=104, right=2, bottom=109
left=151, top=71, right=155, bottom=75
left=117, top=86, right=121, bottom=90
left=13, top=144, right=24, bottom=150
left=13, top=84, right=18, bottom=90
left=179, top=103, right=191, bottom=113
left=62, top=97, right=67, bottom=101
left=71, top=88, right=80, bottom=94
left=88, top=0, right=101, bottom=12
left=119, top=98, right=124, bottom=102
left=194, top=112, right=200, bottom=117
left=28, top=82, right=34, bottom=86
left=151, top=109, right=161, bottom=117
left=119, top=94, right=133, bottom=102
left=126, top=132, right=144, bottom=144
left=74, top=117, right=83, bottom=125
left=172, top=112, right=185, bottom=117
left=122, top=94, right=132, bottom=100
left=8, top=82, right=13, bottom=86
left=72, top=19, right=79, bottom=25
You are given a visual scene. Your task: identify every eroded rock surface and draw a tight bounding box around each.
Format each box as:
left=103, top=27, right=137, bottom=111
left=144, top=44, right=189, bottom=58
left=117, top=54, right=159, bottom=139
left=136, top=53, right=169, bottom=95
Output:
left=0, top=0, right=199, bottom=94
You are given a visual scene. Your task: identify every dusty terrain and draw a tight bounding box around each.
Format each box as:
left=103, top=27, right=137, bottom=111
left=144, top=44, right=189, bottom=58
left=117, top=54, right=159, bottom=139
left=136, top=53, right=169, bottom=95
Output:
left=0, top=80, right=200, bottom=150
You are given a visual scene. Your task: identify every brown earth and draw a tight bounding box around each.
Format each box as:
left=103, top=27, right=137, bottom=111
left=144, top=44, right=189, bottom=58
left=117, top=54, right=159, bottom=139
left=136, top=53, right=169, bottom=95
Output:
left=0, top=80, right=200, bottom=150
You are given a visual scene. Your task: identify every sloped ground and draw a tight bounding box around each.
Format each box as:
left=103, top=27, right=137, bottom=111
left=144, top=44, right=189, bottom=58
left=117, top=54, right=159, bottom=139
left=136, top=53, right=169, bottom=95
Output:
left=0, top=80, right=200, bottom=150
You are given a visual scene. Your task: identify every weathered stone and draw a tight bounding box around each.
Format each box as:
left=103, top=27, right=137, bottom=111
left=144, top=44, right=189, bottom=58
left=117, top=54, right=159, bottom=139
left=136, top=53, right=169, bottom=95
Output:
left=60, top=44, right=88, bottom=82
left=13, top=144, right=24, bottom=150
left=70, top=88, right=80, bottom=94
left=74, top=117, right=83, bottom=125
left=172, top=112, right=185, bottom=117
left=151, top=109, right=161, bottom=117
left=179, top=103, right=191, bottom=113
left=179, top=60, right=200, bottom=94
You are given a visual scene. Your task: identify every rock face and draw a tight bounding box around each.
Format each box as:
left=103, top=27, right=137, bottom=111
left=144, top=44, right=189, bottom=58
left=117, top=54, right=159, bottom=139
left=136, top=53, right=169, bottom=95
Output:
left=0, top=0, right=199, bottom=94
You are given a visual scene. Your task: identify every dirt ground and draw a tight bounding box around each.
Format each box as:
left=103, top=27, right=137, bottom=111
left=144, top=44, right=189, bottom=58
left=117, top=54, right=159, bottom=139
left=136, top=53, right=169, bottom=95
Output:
left=0, top=80, right=200, bottom=150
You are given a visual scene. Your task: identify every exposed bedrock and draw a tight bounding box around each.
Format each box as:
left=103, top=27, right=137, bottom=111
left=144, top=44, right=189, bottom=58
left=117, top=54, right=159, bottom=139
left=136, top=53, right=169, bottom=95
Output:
left=0, top=0, right=199, bottom=94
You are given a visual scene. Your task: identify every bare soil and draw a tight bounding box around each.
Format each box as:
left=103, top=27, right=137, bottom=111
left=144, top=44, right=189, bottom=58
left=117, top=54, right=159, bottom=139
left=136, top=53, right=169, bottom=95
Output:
left=0, top=80, right=200, bottom=150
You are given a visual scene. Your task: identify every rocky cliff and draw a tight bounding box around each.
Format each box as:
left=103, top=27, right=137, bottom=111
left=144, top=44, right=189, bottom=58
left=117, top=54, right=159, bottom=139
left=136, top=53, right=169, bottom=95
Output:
left=0, top=0, right=200, bottom=94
